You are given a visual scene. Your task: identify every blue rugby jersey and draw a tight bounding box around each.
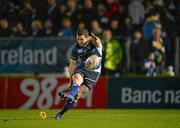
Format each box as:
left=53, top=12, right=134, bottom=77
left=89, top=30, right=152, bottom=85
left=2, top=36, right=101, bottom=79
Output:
left=70, top=41, right=102, bottom=73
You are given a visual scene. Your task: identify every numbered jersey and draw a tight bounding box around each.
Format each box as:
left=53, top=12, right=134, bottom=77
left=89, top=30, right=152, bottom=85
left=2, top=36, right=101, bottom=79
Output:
left=71, top=41, right=102, bottom=73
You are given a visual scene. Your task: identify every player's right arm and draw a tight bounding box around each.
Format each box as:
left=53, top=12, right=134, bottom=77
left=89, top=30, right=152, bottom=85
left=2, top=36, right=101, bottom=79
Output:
left=69, top=44, right=78, bottom=75
left=69, top=58, right=77, bottom=76
left=68, top=45, right=78, bottom=87
left=67, top=58, right=77, bottom=89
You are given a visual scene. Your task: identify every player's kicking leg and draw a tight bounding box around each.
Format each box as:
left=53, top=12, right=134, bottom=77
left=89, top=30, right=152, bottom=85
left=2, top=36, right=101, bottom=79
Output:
left=55, top=73, right=84, bottom=120
left=55, top=84, right=89, bottom=120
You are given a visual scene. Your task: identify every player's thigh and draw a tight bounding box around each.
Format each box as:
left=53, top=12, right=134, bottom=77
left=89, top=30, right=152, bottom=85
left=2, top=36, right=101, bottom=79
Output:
left=76, top=84, right=89, bottom=99
left=72, top=73, right=84, bottom=85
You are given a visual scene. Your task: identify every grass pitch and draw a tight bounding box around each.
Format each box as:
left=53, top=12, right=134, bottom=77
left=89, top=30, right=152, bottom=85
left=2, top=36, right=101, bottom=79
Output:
left=0, top=109, right=180, bottom=128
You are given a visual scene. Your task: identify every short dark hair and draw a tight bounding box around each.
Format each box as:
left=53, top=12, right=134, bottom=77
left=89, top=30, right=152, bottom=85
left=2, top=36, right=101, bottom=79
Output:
left=76, top=29, right=89, bottom=37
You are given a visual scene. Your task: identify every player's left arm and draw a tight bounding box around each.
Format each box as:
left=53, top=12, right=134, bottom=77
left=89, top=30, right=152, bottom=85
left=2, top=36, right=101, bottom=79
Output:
left=90, top=33, right=102, bottom=47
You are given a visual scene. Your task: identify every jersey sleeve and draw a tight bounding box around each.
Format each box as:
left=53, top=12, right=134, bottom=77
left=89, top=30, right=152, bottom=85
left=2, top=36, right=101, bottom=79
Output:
left=96, top=43, right=103, bottom=56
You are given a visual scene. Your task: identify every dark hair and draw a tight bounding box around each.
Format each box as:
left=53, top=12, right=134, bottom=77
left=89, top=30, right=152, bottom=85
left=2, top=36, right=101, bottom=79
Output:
left=76, top=29, right=89, bottom=37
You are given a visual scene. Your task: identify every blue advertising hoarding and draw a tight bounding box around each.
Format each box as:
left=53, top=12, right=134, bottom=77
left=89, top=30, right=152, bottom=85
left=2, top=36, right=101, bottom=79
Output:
left=108, top=78, right=180, bottom=108
left=0, top=38, right=75, bottom=73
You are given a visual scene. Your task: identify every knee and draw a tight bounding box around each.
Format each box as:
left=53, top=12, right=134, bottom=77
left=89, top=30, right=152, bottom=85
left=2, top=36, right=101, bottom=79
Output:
left=72, top=75, right=78, bottom=81
left=72, top=74, right=83, bottom=84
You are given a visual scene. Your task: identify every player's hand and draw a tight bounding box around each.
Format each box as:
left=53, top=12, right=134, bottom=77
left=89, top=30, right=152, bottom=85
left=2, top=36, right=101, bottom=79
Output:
left=90, top=33, right=101, bottom=46
left=91, top=33, right=98, bottom=41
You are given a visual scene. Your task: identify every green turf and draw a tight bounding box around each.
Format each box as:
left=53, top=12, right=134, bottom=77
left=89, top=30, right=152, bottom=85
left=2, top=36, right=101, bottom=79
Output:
left=0, top=109, right=180, bottom=128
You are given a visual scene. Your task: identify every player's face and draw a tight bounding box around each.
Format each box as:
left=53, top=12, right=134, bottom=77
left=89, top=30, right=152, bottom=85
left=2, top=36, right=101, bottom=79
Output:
left=76, top=35, right=88, bottom=47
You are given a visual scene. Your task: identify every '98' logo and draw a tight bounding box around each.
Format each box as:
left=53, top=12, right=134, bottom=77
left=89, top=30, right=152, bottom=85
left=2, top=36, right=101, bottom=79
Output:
left=19, top=77, right=93, bottom=109
left=19, top=78, right=69, bottom=109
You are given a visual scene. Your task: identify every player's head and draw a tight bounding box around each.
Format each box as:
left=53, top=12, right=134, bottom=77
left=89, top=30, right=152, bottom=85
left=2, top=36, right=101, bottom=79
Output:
left=76, top=29, right=89, bottom=47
